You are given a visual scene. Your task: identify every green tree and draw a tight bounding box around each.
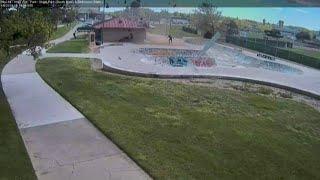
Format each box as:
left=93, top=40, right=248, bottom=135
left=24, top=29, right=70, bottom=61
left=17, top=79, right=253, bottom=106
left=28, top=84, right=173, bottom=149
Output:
left=225, top=19, right=239, bottom=35
left=63, top=9, right=77, bottom=24
left=51, top=8, right=64, bottom=30
left=130, top=0, right=141, bottom=8
left=24, top=10, right=52, bottom=57
left=0, top=11, right=27, bottom=51
left=264, top=29, right=283, bottom=38
left=0, top=9, right=53, bottom=59
left=296, top=31, right=311, bottom=40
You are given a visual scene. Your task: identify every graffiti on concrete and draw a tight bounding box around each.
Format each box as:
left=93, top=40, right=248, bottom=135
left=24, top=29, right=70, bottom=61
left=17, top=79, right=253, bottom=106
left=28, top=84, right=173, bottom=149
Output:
left=137, top=48, right=216, bottom=68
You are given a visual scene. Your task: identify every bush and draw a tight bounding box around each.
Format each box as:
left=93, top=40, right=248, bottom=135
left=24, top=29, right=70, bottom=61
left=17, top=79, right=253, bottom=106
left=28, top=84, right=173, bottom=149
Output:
left=204, top=31, right=213, bottom=39
left=182, top=26, right=198, bottom=34
left=0, top=49, right=7, bottom=65
left=278, top=92, right=293, bottom=99
left=257, top=87, right=273, bottom=95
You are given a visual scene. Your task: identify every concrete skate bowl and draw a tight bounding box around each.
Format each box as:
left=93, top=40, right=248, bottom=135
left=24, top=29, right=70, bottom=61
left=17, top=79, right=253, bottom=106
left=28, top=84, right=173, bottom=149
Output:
left=206, top=45, right=303, bottom=75
left=134, top=47, right=303, bottom=75
left=100, top=45, right=320, bottom=99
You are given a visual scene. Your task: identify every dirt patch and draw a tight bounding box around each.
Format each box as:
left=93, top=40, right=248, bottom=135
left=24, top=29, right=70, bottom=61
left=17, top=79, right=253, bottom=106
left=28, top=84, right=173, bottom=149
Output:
left=146, top=33, right=186, bottom=46
left=94, top=67, right=320, bottom=112
left=170, top=78, right=320, bottom=112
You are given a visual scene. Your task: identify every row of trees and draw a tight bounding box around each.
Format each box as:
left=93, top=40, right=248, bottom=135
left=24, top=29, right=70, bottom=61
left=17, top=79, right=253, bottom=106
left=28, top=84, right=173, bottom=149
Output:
left=263, top=28, right=315, bottom=41
left=296, top=31, right=312, bottom=41
left=105, top=1, right=316, bottom=41
left=111, top=1, right=239, bottom=39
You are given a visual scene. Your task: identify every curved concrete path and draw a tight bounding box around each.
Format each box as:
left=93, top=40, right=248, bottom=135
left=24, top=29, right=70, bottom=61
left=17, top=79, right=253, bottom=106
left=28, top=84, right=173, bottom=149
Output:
left=1, top=25, right=151, bottom=180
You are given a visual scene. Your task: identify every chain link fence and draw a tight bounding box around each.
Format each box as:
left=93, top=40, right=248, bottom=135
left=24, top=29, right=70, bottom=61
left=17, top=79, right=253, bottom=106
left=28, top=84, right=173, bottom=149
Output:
left=226, top=36, right=320, bottom=69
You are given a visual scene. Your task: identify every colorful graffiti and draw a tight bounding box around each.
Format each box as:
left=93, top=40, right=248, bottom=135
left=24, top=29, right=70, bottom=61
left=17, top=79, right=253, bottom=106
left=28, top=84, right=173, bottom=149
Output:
left=169, top=57, right=188, bottom=67
left=137, top=48, right=216, bottom=68
left=192, top=57, right=215, bottom=67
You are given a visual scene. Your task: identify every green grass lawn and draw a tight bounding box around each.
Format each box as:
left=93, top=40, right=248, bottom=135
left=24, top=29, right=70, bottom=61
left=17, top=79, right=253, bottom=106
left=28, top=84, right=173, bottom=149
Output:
left=0, top=49, right=36, bottom=180
left=148, top=24, right=199, bottom=38
left=37, top=58, right=320, bottom=179
left=50, top=22, right=76, bottom=40
left=288, top=48, right=320, bottom=60
left=47, top=38, right=90, bottom=53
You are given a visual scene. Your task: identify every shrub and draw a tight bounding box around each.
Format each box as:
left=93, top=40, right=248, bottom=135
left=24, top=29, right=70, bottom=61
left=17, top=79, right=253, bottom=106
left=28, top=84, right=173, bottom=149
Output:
left=0, top=49, right=7, bottom=64
left=204, top=31, right=213, bottom=39
left=257, top=87, right=273, bottom=95
left=182, top=26, right=198, bottom=34
left=278, top=92, right=293, bottom=99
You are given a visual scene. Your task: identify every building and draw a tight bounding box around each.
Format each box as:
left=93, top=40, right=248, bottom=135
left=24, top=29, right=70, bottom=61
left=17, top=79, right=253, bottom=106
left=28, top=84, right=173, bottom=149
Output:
left=94, top=18, right=147, bottom=43
left=280, top=29, right=296, bottom=40
left=273, top=25, right=297, bottom=41
left=171, top=18, right=190, bottom=26
left=263, top=19, right=266, bottom=25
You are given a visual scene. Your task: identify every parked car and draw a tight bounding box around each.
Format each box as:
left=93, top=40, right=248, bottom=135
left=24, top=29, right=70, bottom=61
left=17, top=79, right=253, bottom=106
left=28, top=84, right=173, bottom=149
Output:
left=95, top=41, right=102, bottom=46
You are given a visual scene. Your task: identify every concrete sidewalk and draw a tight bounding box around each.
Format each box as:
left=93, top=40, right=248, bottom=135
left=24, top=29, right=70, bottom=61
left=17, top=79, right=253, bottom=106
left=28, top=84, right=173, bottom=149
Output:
left=40, top=53, right=98, bottom=59
left=49, top=24, right=81, bottom=45
left=1, top=25, right=151, bottom=180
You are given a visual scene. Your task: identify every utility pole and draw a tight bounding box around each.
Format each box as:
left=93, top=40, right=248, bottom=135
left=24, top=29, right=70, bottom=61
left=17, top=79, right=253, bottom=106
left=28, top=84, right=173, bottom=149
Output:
left=101, top=0, right=105, bottom=44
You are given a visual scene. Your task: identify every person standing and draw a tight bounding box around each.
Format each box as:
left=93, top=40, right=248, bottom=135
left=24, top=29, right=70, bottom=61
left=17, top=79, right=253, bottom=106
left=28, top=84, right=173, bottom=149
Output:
left=168, top=34, right=173, bottom=44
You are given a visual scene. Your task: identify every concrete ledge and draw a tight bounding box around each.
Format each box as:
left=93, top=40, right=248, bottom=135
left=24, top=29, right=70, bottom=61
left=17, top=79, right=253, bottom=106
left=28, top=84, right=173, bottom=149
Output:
left=91, top=58, right=103, bottom=70
left=102, top=62, right=320, bottom=100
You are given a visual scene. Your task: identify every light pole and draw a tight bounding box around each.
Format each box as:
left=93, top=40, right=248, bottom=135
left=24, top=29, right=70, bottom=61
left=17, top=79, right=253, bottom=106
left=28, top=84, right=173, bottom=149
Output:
left=101, top=0, right=106, bottom=45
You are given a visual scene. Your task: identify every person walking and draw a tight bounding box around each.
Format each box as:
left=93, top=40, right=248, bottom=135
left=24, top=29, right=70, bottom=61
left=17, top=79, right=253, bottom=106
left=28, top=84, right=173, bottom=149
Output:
left=168, top=34, right=173, bottom=44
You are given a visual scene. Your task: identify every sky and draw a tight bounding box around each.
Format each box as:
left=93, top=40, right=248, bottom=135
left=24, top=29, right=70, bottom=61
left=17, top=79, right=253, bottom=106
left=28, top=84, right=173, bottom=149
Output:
left=220, top=8, right=320, bottom=31
left=103, top=7, right=320, bottom=31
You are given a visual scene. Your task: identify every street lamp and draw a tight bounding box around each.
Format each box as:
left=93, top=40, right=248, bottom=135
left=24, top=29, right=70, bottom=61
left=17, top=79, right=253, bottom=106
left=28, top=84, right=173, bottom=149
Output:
left=100, top=0, right=106, bottom=45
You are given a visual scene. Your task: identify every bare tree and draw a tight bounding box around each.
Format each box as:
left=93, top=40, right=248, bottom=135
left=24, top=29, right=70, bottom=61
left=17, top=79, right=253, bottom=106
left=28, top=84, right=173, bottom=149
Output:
left=192, top=1, right=221, bottom=38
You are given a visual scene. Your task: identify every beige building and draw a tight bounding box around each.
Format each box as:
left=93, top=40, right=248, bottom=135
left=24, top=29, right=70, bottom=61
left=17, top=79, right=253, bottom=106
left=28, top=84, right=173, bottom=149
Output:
left=94, top=18, right=147, bottom=43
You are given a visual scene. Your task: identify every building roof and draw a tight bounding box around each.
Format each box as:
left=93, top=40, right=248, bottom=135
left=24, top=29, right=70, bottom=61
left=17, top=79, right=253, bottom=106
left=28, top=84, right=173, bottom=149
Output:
left=93, top=18, right=145, bottom=29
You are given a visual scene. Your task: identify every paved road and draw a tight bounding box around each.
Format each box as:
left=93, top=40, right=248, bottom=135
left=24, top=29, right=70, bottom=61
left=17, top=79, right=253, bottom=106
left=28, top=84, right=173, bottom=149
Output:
left=1, top=25, right=151, bottom=180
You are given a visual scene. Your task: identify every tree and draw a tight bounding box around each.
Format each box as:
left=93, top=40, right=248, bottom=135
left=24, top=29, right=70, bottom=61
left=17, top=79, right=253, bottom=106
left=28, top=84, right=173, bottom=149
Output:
left=0, top=9, right=53, bottom=59
left=23, top=10, right=52, bottom=58
left=0, top=10, right=28, bottom=51
left=192, top=1, right=221, bottom=38
left=296, top=31, right=311, bottom=41
left=225, top=19, right=239, bottom=36
left=50, top=8, right=64, bottom=30
left=264, top=29, right=283, bottom=38
left=130, top=0, right=141, bottom=8
left=63, top=9, right=77, bottom=24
